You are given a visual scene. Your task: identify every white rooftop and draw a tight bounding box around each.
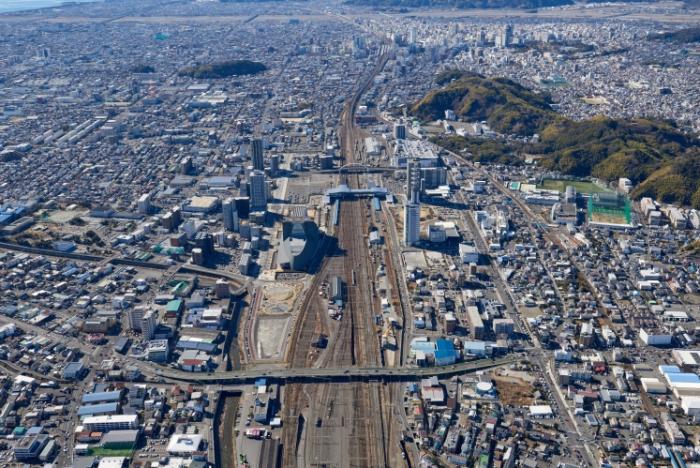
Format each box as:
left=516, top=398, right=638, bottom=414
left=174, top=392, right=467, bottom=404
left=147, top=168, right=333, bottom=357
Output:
left=167, top=434, right=203, bottom=454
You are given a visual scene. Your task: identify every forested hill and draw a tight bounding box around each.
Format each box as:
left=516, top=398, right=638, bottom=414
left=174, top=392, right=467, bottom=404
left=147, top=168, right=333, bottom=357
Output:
left=416, top=71, right=700, bottom=207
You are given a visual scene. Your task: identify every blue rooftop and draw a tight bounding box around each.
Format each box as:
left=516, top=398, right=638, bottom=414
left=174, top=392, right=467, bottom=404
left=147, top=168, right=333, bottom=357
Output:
left=77, top=402, right=119, bottom=417
left=666, top=373, right=700, bottom=384
left=411, top=341, right=436, bottom=354
left=435, top=339, right=455, bottom=352
left=81, top=390, right=121, bottom=405
left=25, top=426, right=42, bottom=436
left=659, top=365, right=681, bottom=375
left=434, top=349, right=455, bottom=360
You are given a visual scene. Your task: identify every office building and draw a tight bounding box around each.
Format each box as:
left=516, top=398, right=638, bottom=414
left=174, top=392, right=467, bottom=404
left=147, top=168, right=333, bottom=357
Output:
left=394, top=122, right=407, bottom=140
left=467, top=306, right=485, bottom=339
left=222, top=198, right=239, bottom=232
left=234, top=196, right=250, bottom=219
left=270, top=154, right=280, bottom=176
left=249, top=170, right=268, bottom=211
left=162, top=207, right=182, bottom=232
left=194, top=232, right=214, bottom=256
left=421, top=167, right=447, bottom=190
left=406, top=159, right=421, bottom=204
left=191, top=248, right=204, bottom=266
left=215, top=279, right=229, bottom=299
left=252, top=138, right=264, bottom=171
left=238, top=253, right=251, bottom=275
left=137, top=193, right=151, bottom=214
left=14, top=434, right=49, bottom=462
left=403, top=202, right=420, bottom=246
left=278, top=220, right=322, bottom=271
left=179, top=157, right=192, bottom=175
left=493, top=318, right=515, bottom=337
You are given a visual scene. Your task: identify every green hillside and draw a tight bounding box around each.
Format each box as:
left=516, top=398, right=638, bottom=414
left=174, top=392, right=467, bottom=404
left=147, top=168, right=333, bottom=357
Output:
left=415, top=72, right=700, bottom=207
left=632, top=150, right=700, bottom=207
left=412, top=71, right=558, bottom=135
left=178, top=60, right=266, bottom=79
left=534, top=117, right=692, bottom=180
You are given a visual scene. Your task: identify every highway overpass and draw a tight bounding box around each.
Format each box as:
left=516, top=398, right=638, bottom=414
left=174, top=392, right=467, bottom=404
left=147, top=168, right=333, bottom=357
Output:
left=0, top=241, right=249, bottom=296
left=156, top=356, right=517, bottom=384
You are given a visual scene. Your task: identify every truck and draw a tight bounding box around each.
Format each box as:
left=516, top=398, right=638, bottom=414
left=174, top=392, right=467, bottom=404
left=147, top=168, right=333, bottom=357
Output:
left=244, top=428, right=267, bottom=440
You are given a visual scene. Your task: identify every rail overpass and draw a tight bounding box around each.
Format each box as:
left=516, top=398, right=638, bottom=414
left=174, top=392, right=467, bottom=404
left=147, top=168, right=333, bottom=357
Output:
left=156, top=356, right=517, bottom=384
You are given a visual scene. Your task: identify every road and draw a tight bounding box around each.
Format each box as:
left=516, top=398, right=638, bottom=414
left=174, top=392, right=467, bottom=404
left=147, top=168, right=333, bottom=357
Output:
left=443, top=147, right=598, bottom=467
left=164, top=356, right=517, bottom=386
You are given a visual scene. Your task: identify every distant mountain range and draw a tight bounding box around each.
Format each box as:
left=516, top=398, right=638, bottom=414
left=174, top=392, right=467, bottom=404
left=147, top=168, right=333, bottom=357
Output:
left=344, top=0, right=660, bottom=9
left=415, top=71, right=700, bottom=207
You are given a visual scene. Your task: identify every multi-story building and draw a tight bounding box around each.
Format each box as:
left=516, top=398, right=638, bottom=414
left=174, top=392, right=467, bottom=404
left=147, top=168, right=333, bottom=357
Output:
left=249, top=170, right=267, bottom=211
left=146, top=339, right=169, bottom=363
left=251, top=138, right=264, bottom=171
left=141, top=311, right=157, bottom=340
left=83, top=415, right=139, bottom=432
left=14, top=434, right=49, bottom=462
left=403, top=202, right=420, bottom=246
left=127, top=306, right=145, bottom=332
left=137, top=193, right=151, bottom=214
left=393, top=122, right=406, bottom=140
left=222, top=198, right=239, bottom=232
left=406, top=159, right=421, bottom=203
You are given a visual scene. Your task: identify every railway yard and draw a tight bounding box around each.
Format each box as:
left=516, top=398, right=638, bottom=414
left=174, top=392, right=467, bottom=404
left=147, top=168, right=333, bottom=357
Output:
left=280, top=46, right=392, bottom=468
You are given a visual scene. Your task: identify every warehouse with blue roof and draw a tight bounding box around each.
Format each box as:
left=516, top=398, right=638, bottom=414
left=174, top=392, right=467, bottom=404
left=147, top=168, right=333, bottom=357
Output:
left=78, top=402, right=120, bottom=417
left=409, top=338, right=457, bottom=366
left=81, top=390, right=121, bottom=405
left=434, top=339, right=457, bottom=366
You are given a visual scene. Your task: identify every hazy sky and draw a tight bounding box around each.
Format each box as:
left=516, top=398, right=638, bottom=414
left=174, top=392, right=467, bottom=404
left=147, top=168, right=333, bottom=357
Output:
left=0, top=0, right=99, bottom=14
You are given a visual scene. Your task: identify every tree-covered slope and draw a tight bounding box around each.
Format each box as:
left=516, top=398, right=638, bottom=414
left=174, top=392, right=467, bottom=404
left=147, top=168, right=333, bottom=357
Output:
left=178, top=60, right=266, bottom=79
left=415, top=72, right=700, bottom=207
left=412, top=71, right=558, bottom=136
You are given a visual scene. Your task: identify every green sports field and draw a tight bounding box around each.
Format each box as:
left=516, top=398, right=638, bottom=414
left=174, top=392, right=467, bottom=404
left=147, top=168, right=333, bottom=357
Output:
left=538, top=178, right=612, bottom=194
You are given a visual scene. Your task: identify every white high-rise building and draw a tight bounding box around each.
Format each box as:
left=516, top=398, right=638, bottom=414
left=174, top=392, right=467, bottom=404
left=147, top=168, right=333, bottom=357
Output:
left=403, top=202, right=420, bottom=246
left=141, top=310, right=157, bottom=340
left=406, top=159, right=421, bottom=204
left=408, top=27, right=417, bottom=45
left=249, top=170, right=267, bottom=212
left=137, top=193, right=151, bottom=214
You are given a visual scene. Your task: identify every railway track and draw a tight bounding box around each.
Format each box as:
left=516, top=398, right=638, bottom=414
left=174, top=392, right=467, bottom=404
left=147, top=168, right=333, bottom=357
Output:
left=281, top=243, right=332, bottom=464
left=283, top=44, right=390, bottom=467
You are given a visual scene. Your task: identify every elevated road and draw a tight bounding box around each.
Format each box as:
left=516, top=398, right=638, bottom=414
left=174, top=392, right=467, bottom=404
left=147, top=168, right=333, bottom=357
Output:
left=156, top=356, right=516, bottom=384
left=0, top=241, right=249, bottom=295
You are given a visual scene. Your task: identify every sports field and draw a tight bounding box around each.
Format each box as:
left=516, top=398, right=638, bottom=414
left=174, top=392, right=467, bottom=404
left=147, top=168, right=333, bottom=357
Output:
left=539, top=178, right=612, bottom=194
